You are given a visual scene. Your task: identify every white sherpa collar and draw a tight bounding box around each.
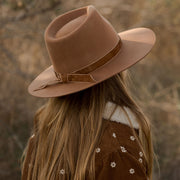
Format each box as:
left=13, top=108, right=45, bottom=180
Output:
left=103, top=101, right=139, bottom=129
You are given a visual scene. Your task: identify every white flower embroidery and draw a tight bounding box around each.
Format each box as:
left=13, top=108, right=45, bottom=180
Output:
left=110, top=161, right=116, bottom=168
left=112, top=132, right=116, bottom=138
left=138, top=158, right=143, bottom=163
left=95, top=147, right=101, bottom=153
left=129, top=168, right=135, bottom=174
left=120, top=146, right=127, bottom=152
left=60, top=169, right=65, bottom=175
left=130, top=135, right=135, bottom=141
left=139, top=151, right=143, bottom=157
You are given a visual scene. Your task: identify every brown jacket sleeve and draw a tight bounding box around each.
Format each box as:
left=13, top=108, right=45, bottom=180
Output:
left=94, top=119, right=148, bottom=180
left=95, top=149, right=148, bottom=180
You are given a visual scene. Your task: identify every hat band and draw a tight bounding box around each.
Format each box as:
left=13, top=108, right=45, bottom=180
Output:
left=33, top=36, right=122, bottom=91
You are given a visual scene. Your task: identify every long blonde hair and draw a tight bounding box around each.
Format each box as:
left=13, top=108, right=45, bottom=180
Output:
left=21, top=70, right=158, bottom=180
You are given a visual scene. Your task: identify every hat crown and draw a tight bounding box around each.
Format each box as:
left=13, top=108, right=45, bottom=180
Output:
left=55, top=14, right=87, bottom=38
left=44, top=5, right=120, bottom=73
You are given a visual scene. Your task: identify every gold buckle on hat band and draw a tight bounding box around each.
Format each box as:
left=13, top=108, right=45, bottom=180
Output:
left=33, top=37, right=122, bottom=91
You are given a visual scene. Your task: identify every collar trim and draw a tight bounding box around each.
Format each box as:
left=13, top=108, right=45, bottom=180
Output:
left=103, top=101, right=139, bottom=129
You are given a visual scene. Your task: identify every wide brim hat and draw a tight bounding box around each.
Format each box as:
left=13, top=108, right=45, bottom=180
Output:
left=28, top=5, right=156, bottom=98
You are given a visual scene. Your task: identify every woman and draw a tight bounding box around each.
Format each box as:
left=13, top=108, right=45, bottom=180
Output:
left=21, top=5, right=157, bottom=180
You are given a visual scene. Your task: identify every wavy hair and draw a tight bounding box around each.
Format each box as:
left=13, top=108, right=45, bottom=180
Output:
left=21, top=70, right=158, bottom=180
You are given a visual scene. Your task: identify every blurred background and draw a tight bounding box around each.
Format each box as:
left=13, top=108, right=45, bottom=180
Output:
left=0, top=0, right=180, bottom=179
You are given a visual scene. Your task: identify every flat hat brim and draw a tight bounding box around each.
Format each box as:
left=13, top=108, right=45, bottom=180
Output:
left=28, top=27, right=156, bottom=98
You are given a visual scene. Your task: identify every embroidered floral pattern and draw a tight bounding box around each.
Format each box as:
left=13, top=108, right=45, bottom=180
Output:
left=96, top=147, right=101, bottom=153
left=112, top=132, right=116, bottom=138
left=110, top=161, right=116, bottom=168
left=129, top=168, right=135, bottom=174
left=139, top=151, right=143, bottom=157
left=138, top=158, right=143, bottom=163
left=130, top=135, right=135, bottom=141
left=60, top=169, right=65, bottom=175
left=120, top=146, right=127, bottom=152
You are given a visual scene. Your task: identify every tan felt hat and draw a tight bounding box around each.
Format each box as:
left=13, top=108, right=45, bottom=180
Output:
left=28, top=5, right=156, bottom=98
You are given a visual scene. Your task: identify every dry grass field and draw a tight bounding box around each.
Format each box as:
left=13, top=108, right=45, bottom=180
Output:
left=0, top=0, right=180, bottom=179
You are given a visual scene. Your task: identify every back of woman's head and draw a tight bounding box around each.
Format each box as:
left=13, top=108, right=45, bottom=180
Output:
left=21, top=70, right=155, bottom=180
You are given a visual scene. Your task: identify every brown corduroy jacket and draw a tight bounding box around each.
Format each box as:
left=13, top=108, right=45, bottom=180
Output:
left=21, top=103, right=148, bottom=180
